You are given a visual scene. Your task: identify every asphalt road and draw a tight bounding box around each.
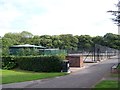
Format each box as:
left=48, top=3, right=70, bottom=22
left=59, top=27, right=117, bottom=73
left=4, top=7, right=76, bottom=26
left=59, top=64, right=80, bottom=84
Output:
left=2, top=56, right=118, bottom=88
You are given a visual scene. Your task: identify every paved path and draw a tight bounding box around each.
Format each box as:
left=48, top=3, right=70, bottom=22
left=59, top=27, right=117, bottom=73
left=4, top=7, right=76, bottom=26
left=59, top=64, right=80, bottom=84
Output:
left=1, top=56, right=118, bottom=88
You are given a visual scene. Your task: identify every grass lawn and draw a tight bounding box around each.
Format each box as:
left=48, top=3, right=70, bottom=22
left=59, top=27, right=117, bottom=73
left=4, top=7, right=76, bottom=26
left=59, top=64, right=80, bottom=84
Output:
left=0, top=69, right=68, bottom=84
left=94, top=80, right=119, bottom=88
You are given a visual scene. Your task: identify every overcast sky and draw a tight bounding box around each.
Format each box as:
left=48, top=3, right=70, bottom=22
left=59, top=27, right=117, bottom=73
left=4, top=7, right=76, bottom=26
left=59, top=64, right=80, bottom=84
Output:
left=0, top=0, right=118, bottom=37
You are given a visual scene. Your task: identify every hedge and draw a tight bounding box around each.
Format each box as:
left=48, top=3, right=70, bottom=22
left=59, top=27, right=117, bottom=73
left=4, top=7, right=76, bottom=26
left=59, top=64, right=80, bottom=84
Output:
left=2, top=56, right=17, bottom=70
left=16, top=56, right=63, bottom=72
left=2, top=55, right=65, bottom=72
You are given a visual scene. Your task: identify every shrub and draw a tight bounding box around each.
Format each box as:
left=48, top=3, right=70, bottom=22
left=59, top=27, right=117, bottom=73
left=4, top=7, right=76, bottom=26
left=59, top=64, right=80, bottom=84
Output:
left=2, top=56, right=17, bottom=70
left=16, top=55, right=64, bottom=72
left=2, top=55, right=65, bottom=72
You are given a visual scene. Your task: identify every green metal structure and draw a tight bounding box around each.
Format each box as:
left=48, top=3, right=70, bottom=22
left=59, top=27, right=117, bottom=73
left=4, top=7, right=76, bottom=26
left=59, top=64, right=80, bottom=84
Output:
left=39, top=49, right=67, bottom=55
left=9, top=44, right=67, bottom=56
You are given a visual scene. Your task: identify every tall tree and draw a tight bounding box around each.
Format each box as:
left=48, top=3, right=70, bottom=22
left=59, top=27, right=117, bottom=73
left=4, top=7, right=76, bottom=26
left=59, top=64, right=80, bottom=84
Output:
left=20, top=31, right=33, bottom=38
left=77, top=35, right=93, bottom=52
left=2, top=37, right=15, bottom=56
left=59, top=34, right=78, bottom=50
left=92, top=36, right=103, bottom=45
left=108, top=1, right=120, bottom=26
left=52, top=35, right=62, bottom=48
left=4, top=32, right=21, bottom=44
left=103, top=33, right=120, bottom=49
left=31, top=35, right=41, bottom=45
left=39, top=35, right=53, bottom=48
left=20, top=31, right=33, bottom=44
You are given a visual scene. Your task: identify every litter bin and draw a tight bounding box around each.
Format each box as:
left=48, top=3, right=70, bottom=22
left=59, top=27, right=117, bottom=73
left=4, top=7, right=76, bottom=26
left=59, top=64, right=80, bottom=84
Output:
left=62, top=60, right=69, bottom=72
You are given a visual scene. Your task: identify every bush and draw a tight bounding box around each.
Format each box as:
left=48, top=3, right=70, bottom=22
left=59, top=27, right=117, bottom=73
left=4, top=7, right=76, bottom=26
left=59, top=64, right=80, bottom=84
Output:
left=2, top=55, right=65, bottom=72
left=2, top=56, right=17, bottom=70
left=16, top=55, right=64, bottom=72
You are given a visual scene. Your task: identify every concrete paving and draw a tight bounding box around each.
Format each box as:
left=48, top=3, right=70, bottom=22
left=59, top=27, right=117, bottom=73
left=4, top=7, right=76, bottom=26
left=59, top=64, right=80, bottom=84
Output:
left=1, top=56, right=119, bottom=88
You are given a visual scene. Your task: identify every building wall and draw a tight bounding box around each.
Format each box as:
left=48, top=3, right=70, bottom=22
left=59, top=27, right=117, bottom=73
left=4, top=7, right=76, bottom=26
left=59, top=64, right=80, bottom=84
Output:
left=66, top=55, right=84, bottom=67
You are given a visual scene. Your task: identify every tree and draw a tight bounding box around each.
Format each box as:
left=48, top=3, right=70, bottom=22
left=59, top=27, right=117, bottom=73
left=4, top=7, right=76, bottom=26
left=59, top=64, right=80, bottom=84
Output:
left=2, top=31, right=120, bottom=56
left=31, top=35, right=41, bottom=45
left=59, top=34, right=78, bottom=50
left=52, top=35, right=62, bottom=48
left=2, top=37, right=15, bottom=56
left=39, top=35, right=53, bottom=48
left=20, top=31, right=33, bottom=38
left=103, top=33, right=120, bottom=49
left=107, top=1, right=120, bottom=50
left=108, top=1, right=120, bottom=26
left=77, top=35, right=93, bottom=52
left=20, top=31, right=33, bottom=44
left=4, top=32, right=21, bottom=45
left=92, top=36, right=103, bottom=45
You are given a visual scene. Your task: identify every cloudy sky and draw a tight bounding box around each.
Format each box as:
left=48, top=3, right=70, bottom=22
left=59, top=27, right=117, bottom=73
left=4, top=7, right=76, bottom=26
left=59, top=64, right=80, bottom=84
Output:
left=0, top=0, right=118, bottom=37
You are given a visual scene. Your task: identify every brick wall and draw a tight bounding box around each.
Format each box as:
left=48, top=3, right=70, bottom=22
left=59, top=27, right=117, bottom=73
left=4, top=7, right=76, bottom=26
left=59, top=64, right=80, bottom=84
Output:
left=66, top=55, right=84, bottom=67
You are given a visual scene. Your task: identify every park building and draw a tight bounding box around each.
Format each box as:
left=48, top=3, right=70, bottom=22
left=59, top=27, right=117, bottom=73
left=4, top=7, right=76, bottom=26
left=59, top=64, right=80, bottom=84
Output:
left=9, top=44, right=67, bottom=56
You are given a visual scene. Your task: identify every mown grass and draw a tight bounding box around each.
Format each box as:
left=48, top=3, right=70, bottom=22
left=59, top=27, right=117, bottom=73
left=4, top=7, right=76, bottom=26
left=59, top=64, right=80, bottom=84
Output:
left=94, top=80, right=119, bottom=88
left=1, top=69, right=68, bottom=84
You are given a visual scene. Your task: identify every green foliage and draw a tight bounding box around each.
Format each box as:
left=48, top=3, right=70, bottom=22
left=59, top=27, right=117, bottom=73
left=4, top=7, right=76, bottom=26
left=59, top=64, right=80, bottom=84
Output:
left=1, top=31, right=120, bottom=57
left=77, top=35, right=93, bottom=51
left=92, top=36, right=103, bottom=45
left=108, top=1, right=120, bottom=26
left=2, top=56, right=17, bottom=70
left=2, top=55, right=65, bottom=72
left=4, top=32, right=21, bottom=43
left=103, top=33, right=120, bottom=50
left=59, top=34, right=78, bottom=50
left=52, top=35, right=61, bottom=48
left=2, top=37, right=15, bottom=56
left=16, top=48, right=39, bottom=56
left=56, top=54, right=66, bottom=60
left=39, top=35, right=53, bottom=48
left=16, top=55, right=64, bottom=72
left=20, top=31, right=33, bottom=38
left=31, top=35, right=41, bottom=45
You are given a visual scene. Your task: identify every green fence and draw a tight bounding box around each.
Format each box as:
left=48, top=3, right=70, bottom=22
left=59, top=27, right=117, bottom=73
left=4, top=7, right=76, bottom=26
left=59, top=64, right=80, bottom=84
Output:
left=9, top=47, right=67, bottom=56
left=39, top=49, right=67, bottom=56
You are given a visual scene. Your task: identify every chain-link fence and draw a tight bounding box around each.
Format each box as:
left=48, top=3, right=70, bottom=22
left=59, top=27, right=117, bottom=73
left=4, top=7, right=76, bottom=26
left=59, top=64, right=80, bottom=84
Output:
left=68, top=44, right=119, bottom=63
left=92, top=44, right=118, bottom=62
